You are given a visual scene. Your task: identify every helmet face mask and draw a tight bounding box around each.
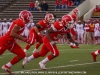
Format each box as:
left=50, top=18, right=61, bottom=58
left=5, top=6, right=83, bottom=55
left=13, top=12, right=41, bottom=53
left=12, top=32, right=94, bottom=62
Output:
left=45, top=13, right=55, bottom=24
left=48, top=17, right=55, bottom=24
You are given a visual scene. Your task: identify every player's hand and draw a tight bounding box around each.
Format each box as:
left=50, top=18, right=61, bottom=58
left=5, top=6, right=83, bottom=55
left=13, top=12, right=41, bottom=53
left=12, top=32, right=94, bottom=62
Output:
left=24, top=38, right=31, bottom=44
left=50, top=41, right=56, bottom=45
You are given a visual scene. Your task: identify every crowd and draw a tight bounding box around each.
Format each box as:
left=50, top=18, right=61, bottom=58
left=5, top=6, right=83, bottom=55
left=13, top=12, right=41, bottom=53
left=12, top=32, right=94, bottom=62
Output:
left=93, top=4, right=100, bottom=16
left=28, top=0, right=48, bottom=11
left=28, top=0, right=81, bottom=11
left=55, top=0, right=81, bottom=11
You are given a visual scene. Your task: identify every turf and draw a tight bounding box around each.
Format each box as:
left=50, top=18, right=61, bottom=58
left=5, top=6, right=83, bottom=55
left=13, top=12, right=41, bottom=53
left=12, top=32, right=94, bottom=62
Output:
left=0, top=42, right=100, bottom=75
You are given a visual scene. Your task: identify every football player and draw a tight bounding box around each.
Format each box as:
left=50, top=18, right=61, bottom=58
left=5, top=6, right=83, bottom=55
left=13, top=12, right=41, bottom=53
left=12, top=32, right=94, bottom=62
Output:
left=2, top=18, right=8, bottom=36
left=23, top=13, right=55, bottom=54
left=0, top=10, right=33, bottom=74
left=22, top=14, right=79, bottom=70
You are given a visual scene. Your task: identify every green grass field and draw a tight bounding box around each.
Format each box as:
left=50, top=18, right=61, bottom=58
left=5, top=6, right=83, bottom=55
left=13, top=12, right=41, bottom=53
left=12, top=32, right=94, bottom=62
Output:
left=0, top=42, right=100, bottom=75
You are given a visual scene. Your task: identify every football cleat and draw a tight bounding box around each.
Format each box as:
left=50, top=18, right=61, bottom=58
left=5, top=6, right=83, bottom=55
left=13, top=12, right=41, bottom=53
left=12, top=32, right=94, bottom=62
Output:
left=91, top=51, right=97, bottom=62
left=22, top=57, right=28, bottom=68
left=2, top=65, right=12, bottom=74
left=70, top=45, right=79, bottom=48
left=39, top=61, right=46, bottom=70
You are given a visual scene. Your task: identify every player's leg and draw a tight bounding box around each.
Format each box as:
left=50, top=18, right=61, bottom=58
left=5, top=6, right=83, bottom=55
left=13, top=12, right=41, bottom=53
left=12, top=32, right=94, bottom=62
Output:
left=39, top=37, right=59, bottom=70
left=22, top=43, right=49, bottom=68
left=33, top=35, right=43, bottom=53
left=2, top=43, right=26, bottom=72
left=91, top=49, right=100, bottom=62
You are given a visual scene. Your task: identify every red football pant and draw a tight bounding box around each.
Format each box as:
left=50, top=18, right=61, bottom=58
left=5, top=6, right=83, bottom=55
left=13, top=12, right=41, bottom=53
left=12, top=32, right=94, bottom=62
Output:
left=34, top=36, right=59, bottom=60
left=0, top=40, right=25, bottom=65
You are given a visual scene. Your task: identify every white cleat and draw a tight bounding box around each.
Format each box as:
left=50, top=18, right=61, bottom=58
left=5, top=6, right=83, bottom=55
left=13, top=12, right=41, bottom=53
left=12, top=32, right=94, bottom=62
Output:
left=39, top=61, right=46, bottom=70
left=2, top=65, right=12, bottom=74
left=22, top=57, right=28, bottom=68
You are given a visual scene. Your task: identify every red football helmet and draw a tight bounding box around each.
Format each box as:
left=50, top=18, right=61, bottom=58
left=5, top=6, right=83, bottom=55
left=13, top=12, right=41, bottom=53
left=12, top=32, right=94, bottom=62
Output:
left=71, top=8, right=80, bottom=21
left=62, top=15, right=74, bottom=27
left=19, top=10, right=33, bottom=23
left=45, top=13, right=55, bottom=24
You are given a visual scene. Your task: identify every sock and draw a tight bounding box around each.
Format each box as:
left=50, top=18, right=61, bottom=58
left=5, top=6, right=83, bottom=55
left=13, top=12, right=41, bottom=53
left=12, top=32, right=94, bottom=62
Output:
left=10, top=56, right=21, bottom=65
left=95, top=50, right=100, bottom=55
left=41, top=57, right=49, bottom=64
left=36, top=43, right=40, bottom=49
left=6, top=62, right=12, bottom=68
left=25, top=44, right=30, bottom=50
left=95, top=51, right=98, bottom=55
left=24, top=49, right=27, bottom=52
left=28, top=55, right=34, bottom=62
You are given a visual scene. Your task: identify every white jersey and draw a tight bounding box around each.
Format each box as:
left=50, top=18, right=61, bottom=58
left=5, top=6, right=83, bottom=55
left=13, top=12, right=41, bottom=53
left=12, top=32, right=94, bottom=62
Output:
left=27, top=22, right=35, bottom=29
left=76, top=24, right=84, bottom=32
left=0, top=22, right=2, bottom=30
left=94, top=23, right=100, bottom=37
left=2, top=22, right=8, bottom=30
left=94, top=23, right=99, bottom=32
left=6, top=21, right=12, bottom=29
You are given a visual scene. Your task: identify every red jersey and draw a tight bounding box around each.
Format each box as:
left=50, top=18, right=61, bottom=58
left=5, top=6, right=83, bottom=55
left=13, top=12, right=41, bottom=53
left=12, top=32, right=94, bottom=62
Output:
left=3, top=18, right=25, bottom=42
left=84, top=24, right=90, bottom=32
left=55, top=0, right=60, bottom=5
left=49, top=21, right=70, bottom=41
left=37, top=19, right=50, bottom=32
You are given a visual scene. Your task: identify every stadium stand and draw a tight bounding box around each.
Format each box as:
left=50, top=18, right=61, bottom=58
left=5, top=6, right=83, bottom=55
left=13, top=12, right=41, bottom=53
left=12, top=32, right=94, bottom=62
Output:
left=0, top=0, right=85, bottom=23
left=0, top=0, right=15, bottom=11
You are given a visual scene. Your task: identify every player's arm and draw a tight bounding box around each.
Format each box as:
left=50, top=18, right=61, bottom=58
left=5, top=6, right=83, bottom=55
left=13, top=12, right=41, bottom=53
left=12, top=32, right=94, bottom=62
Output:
left=45, top=27, right=54, bottom=42
left=34, top=24, right=41, bottom=34
left=10, top=24, right=25, bottom=41
left=45, top=27, right=56, bottom=45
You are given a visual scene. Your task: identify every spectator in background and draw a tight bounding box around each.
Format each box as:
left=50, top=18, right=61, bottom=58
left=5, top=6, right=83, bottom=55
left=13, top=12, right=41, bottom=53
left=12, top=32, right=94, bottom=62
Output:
left=42, top=0, right=48, bottom=11
left=68, top=0, right=74, bottom=7
left=83, top=20, right=91, bottom=44
left=7, top=18, right=12, bottom=29
left=34, top=0, right=40, bottom=11
left=39, top=1, right=43, bottom=11
left=28, top=1, right=35, bottom=11
left=2, top=18, right=8, bottom=36
left=94, top=5, right=100, bottom=12
left=55, top=0, right=60, bottom=11
left=76, top=20, right=84, bottom=44
left=89, top=20, right=95, bottom=44
left=61, top=0, right=68, bottom=9
left=0, top=19, right=2, bottom=37
left=74, top=0, right=80, bottom=6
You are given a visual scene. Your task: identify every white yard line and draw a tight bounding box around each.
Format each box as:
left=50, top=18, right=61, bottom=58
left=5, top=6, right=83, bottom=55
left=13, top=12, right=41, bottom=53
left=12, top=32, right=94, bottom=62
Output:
left=70, top=60, right=79, bottom=62
left=0, top=61, right=100, bottom=75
